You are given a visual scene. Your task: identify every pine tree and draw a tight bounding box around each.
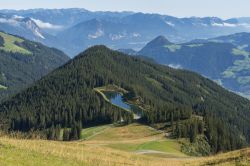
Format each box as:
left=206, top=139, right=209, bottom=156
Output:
left=63, top=128, right=70, bottom=141
left=189, top=123, right=197, bottom=143
left=171, top=112, right=174, bottom=133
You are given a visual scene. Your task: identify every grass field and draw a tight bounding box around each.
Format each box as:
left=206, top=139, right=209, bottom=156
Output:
left=86, top=124, right=162, bottom=141
left=232, top=48, right=250, bottom=57
left=0, top=84, right=7, bottom=90
left=81, top=125, right=112, bottom=140
left=0, top=32, right=32, bottom=54
left=0, top=123, right=249, bottom=166
left=0, top=143, right=84, bottom=166
left=107, top=140, right=186, bottom=158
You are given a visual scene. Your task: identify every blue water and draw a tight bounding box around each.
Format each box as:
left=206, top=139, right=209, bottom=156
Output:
left=111, top=94, right=131, bottom=110
left=103, top=91, right=141, bottom=119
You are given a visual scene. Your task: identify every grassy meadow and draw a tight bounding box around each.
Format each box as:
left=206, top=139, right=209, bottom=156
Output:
left=0, top=84, right=7, bottom=90
left=0, top=123, right=249, bottom=166
left=0, top=32, right=32, bottom=54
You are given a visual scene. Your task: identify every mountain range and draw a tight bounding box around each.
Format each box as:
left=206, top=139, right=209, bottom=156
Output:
left=1, top=9, right=250, bottom=56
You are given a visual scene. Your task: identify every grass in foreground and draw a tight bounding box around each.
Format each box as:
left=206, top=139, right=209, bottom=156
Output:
left=81, top=125, right=112, bottom=140
left=107, top=140, right=186, bottom=157
left=0, top=136, right=187, bottom=166
left=85, top=123, right=186, bottom=158
left=0, top=123, right=249, bottom=166
left=87, top=123, right=161, bottom=141
left=0, top=143, right=84, bottom=166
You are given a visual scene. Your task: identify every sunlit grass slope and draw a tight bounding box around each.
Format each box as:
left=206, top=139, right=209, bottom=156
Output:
left=0, top=123, right=249, bottom=166
left=0, top=85, right=7, bottom=90
left=0, top=32, right=32, bottom=54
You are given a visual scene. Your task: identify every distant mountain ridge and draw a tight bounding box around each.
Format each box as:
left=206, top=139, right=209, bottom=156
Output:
left=207, top=32, right=250, bottom=51
left=136, top=33, right=250, bottom=98
left=1, top=8, right=250, bottom=56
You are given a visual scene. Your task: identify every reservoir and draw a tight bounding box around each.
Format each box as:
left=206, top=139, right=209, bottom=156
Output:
left=103, top=91, right=141, bottom=119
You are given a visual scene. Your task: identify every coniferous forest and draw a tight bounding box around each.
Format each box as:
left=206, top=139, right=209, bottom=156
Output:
left=0, top=32, right=70, bottom=102
left=0, top=46, right=249, bottom=153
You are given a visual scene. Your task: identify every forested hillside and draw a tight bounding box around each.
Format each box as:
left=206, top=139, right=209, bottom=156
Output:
left=0, top=46, right=249, bottom=153
left=0, top=31, right=69, bottom=102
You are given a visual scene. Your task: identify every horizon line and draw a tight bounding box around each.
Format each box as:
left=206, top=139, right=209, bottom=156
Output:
left=0, top=7, right=247, bottom=19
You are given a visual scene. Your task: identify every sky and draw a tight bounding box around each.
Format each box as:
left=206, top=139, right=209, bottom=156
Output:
left=0, top=0, right=250, bottom=18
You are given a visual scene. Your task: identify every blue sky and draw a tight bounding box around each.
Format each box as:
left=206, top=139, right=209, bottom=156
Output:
left=1, top=0, right=250, bottom=18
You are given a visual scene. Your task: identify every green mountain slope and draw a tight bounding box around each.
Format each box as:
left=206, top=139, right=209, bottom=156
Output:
left=209, top=32, right=250, bottom=52
left=0, top=32, right=70, bottom=102
left=138, top=35, right=250, bottom=97
left=0, top=46, right=249, bottom=153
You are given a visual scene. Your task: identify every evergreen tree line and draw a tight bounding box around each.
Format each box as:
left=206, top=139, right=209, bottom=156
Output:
left=141, top=105, right=192, bottom=124
left=46, top=122, right=82, bottom=141
left=7, top=90, right=133, bottom=139
left=173, top=117, right=204, bottom=143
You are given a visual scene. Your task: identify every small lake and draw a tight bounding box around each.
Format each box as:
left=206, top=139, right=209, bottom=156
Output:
left=103, top=91, right=142, bottom=119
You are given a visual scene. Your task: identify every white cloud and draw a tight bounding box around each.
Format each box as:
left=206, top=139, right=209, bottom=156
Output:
left=31, top=18, right=63, bottom=30
left=223, top=23, right=237, bottom=27
left=168, top=64, right=182, bottom=69
left=200, top=23, right=208, bottom=27
left=211, top=23, right=224, bottom=27
left=212, top=22, right=237, bottom=27
left=239, top=23, right=250, bottom=28
left=109, top=34, right=126, bottom=41
left=165, top=21, right=175, bottom=27
left=0, top=18, right=18, bottom=25
left=132, top=33, right=141, bottom=37
left=88, top=29, right=104, bottom=39
left=12, top=15, right=24, bottom=19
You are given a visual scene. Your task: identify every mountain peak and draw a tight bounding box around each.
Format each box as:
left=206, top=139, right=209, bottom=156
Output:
left=138, top=35, right=172, bottom=55
left=149, top=35, right=172, bottom=46
left=138, top=36, right=173, bottom=56
left=85, top=45, right=110, bottom=52
left=75, top=45, right=111, bottom=59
